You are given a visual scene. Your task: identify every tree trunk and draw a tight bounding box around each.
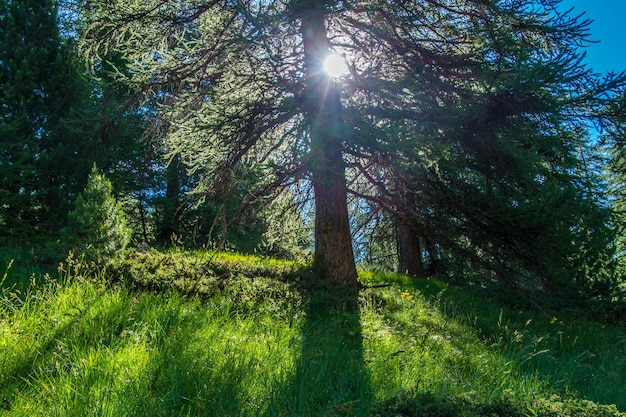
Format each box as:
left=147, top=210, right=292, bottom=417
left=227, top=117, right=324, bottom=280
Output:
left=397, top=219, right=424, bottom=278
left=395, top=182, right=424, bottom=277
left=301, top=3, right=358, bottom=285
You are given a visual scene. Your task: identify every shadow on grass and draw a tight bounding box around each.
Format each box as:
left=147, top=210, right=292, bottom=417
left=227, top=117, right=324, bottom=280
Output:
left=387, top=276, right=626, bottom=414
left=265, top=281, right=373, bottom=417
left=0, top=303, right=77, bottom=408
left=0, top=247, right=55, bottom=293
left=370, top=390, right=625, bottom=417
left=0, top=286, right=134, bottom=412
left=1, top=285, right=255, bottom=416
left=110, top=301, right=253, bottom=416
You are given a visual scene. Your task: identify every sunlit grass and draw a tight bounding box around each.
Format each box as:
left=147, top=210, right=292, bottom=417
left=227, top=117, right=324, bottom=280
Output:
left=2, top=276, right=302, bottom=415
left=1, top=248, right=624, bottom=416
left=360, top=269, right=626, bottom=404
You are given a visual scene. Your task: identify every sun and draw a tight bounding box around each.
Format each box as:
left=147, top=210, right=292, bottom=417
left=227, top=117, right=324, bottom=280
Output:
left=324, top=53, right=348, bottom=77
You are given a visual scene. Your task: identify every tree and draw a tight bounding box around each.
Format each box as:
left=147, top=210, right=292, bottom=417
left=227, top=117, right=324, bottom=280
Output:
left=62, top=164, right=132, bottom=262
left=0, top=0, right=66, bottom=241
left=79, top=0, right=626, bottom=290
left=337, top=1, right=625, bottom=294
left=0, top=0, right=152, bottom=245
left=298, top=1, right=357, bottom=282
left=81, top=0, right=360, bottom=283
left=600, top=86, right=626, bottom=291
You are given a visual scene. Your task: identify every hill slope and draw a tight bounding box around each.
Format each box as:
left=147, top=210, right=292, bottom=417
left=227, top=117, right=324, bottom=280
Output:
left=1, top=249, right=624, bottom=416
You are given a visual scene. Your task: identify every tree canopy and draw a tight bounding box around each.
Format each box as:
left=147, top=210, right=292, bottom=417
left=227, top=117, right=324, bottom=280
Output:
left=76, top=0, right=626, bottom=291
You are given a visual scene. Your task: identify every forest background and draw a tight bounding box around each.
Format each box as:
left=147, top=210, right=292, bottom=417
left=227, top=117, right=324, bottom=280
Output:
left=2, top=0, right=626, bottom=303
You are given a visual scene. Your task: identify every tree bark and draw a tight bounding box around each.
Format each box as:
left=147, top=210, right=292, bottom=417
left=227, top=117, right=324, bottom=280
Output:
left=397, top=219, right=424, bottom=278
left=396, top=186, right=424, bottom=278
left=300, top=3, right=358, bottom=285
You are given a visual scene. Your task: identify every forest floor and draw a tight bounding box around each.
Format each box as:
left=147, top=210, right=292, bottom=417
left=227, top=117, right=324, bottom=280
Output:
left=1, top=247, right=625, bottom=416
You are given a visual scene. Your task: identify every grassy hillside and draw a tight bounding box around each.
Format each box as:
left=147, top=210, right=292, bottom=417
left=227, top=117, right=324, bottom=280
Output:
left=1, top=248, right=625, bottom=416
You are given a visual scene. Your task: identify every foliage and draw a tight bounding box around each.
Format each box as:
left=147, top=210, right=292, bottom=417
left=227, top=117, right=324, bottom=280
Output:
left=0, top=0, right=158, bottom=245
left=61, top=165, right=132, bottom=263
left=79, top=0, right=363, bottom=282
left=77, top=0, right=626, bottom=291
left=339, top=1, right=626, bottom=293
left=259, top=185, right=313, bottom=261
left=600, top=86, right=626, bottom=292
left=0, top=0, right=71, bottom=241
left=168, top=164, right=278, bottom=252
left=0, top=247, right=54, bottom=293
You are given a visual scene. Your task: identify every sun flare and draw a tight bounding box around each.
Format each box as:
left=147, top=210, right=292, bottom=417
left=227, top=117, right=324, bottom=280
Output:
left=324, top=53, right=348, bottom=77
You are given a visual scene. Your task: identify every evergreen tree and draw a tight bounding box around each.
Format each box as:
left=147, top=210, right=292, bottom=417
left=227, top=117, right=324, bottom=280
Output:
left=81, top=0, right=359, bottom=283
left=0, top=0, right=161, bottom=247
left=0, top=0, right=132, bottom=242
left=62, top=164, right=132, bottom=262
left=79, top=0, right=626, bottom=290
left=600, top=86, right=626, bottom=291
left=339, top=1, right=625, bottom=293
left=0, top=0, right=63, bottom=241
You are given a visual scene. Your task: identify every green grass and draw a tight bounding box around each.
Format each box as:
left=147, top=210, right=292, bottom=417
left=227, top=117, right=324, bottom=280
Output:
left=0, top=248, right=624, bottom=416
left=0, top=246, right=55, bottom=293
left=396, top=276, right=626, bottom=409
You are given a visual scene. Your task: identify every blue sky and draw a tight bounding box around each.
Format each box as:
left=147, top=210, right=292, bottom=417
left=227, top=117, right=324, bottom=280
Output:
left=558, top=0, right=626, bottom=74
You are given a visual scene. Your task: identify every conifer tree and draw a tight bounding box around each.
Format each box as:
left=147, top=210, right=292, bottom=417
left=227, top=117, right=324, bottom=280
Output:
left=62, top=165, right=132, bottom=262
left=79, top=0, right=626, bottom=290
left=0, top=0, right=157, bottom=245
left=601, top=86, right=626, bottom=288
left=0, top=0, right=62, bottom=241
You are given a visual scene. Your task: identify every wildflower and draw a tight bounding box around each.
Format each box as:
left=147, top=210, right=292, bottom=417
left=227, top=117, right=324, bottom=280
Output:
left=400, top=292, right=414, bottom=302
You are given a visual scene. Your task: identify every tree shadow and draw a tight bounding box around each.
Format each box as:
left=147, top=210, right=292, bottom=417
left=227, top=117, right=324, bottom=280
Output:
left=393, top=278, right=626, bottom=413
left=1, top=285, right=254, bottom=416
left=114, top=304, right=252, bottom=416
left=265, top=282, right=373, bottom=416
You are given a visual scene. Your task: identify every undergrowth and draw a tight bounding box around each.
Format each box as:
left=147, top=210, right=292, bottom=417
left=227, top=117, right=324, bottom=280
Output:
left=0, top=248, right=624, bottom=416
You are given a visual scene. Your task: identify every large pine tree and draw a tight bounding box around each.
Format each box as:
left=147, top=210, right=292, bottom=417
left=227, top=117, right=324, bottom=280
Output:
left=79, top=0, right=626, bottom=289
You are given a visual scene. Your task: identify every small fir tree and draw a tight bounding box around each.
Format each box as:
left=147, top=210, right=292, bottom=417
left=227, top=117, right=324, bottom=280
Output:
left=62, top=165, right=132, bottom=262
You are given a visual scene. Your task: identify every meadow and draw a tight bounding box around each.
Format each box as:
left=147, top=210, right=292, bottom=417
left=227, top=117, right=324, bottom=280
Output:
left=1, top=248, right=624, bottom=416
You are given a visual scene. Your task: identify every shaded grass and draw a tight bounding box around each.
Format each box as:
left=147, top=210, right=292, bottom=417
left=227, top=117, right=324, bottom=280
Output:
left=360, top=270, right=626, bottom=410
left=0, top=249, right=624, bottom=416
left=1, top=246, right=54, bottom=293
